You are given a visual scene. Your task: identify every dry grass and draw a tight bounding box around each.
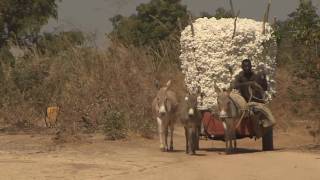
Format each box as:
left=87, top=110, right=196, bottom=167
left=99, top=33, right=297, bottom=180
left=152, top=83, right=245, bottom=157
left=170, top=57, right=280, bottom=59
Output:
left=0, top=39, right=187, bottom=141
left=268, top=40, right=319, bottom=141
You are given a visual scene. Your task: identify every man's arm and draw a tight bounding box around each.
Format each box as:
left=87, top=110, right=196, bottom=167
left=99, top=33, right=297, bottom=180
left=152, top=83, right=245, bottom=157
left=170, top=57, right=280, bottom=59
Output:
left=230, top=72, right=265, bottom=91
left=231, top=76, right=258, bottom=89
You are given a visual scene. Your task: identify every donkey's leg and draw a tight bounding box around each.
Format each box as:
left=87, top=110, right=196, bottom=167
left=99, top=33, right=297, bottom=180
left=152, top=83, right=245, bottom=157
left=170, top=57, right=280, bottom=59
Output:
left=223, top=121, right=230, bottom=154
left=229, top=138, right=233, bottom=152
left=184, top=127, right=189, bottom=154
left=195, top=125, right=200, bottom=150
left=226, top=140, right=231, bottom=154
left=233, top=128, right=237, bottom=151
left=232, top=118, right=237, bottom=151
left=228, top=127, right=233, bottom=152
left=229, top=128, right=235, bottom=152
left=157, top=117, right=165, bottom=152
left=188, top=128, right=195, bottom=155
left=169, top=122, right=174, bottom=151
left=192, top=128, right=197, bottom=154
left=164, top=125, right=169, bottom=151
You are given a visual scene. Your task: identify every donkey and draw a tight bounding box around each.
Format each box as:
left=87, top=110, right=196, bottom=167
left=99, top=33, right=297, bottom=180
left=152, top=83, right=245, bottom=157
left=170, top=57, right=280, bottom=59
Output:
left=180, top=93, right=202, bottom=155
left=152, top=80, right=178, bottom=152
left=215, top=85, right=248, bottom=154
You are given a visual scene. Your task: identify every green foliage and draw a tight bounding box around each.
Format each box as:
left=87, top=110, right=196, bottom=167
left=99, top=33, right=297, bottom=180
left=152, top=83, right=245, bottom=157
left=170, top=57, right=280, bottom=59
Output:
left=287, top=0, right=320, bottom=45
left=12, top=59, right=49, bottom=94
left=0, top=0, right=60, bottom=46
left=199, top=7, right=233, bottom=19
left=275, top=0, right=320, bottom=66
left=214, top=7, right=234, bottom=19
left=0, top=46, right=15, bottom=86
left=109, top=15, right=142, bottom=45
left=0, top=46, right=15, bottom=66
left=109, top=0, right=188, bottom=47
left=273, top=21, right=290, bottom=45
left=36, top=31, right=86, bottom=55
left=275, top=0, right=320, bottom=107
left=199, top=12, right=214, bottom=18
left=137, top=118, right=156, bottom=139
left=102, top=108, right=127, bottom=140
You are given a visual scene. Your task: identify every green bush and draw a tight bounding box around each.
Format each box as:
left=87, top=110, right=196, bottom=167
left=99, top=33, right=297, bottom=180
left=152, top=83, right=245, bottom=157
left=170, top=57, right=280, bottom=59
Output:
left=101, top=109, right=127, bottom=140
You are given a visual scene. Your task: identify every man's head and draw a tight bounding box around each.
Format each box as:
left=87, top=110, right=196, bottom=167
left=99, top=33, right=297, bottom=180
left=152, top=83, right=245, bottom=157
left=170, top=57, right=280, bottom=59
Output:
left=241, top=59, right=252, bottom=74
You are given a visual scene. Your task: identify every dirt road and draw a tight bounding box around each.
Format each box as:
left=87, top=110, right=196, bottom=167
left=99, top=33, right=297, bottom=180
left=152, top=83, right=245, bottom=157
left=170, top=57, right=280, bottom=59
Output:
left=0, top=127, right=319, bottom=180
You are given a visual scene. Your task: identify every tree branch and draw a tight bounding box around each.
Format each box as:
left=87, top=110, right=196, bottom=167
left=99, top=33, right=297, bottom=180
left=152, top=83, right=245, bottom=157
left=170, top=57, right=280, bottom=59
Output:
left=262, top=0, right=272, bottom=34
left=232, top=10, right=240, bottom=39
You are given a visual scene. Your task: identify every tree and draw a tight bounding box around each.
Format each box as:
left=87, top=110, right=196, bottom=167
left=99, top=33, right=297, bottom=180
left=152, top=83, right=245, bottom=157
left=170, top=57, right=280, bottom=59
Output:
left=287, top=0, right=320, bottom=45
left=274, top=0, right=320, bottom=110
left=199, top=7, right=233, bottom=19
left=36, top=31, right=86, bottom=55
left=0, top=0, right=60, bottom=47
left=214, top=7, right=234, bottom=19
left=109, top=0, right=188, bottom=47
left=199, top=12, right=214, bottom=18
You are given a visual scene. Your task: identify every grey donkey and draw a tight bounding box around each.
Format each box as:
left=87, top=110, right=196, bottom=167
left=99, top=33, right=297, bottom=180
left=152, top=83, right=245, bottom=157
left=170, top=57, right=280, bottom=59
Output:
left=180, top=92, right=202, bottom=155
left=152, top=80, right=178, bottom=152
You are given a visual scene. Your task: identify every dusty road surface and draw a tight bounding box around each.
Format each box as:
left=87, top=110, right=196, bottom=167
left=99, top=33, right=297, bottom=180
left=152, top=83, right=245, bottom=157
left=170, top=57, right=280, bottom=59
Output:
left=0, top=126, right=319, bottom=180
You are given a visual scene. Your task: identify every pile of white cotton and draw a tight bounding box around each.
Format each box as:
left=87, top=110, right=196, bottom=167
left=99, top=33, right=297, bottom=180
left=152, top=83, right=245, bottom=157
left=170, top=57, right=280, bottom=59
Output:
left=180, top=17, right=277, bottom=109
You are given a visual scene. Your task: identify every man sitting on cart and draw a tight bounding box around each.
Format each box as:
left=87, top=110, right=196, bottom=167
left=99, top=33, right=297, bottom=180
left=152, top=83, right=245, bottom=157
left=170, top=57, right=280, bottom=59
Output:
left=230, top=59, right=268, bottom=103
left=229, top=59, right=274, bottom=138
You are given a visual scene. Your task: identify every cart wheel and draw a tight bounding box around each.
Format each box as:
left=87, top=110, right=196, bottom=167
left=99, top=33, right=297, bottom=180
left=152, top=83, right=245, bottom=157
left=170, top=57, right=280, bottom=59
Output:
left=262, top=127, right=274, bottom=151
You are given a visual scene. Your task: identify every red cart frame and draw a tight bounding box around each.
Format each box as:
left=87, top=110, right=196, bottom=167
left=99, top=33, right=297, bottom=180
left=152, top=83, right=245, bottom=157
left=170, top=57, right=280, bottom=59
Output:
left=199, top=110, right=274, bottom=150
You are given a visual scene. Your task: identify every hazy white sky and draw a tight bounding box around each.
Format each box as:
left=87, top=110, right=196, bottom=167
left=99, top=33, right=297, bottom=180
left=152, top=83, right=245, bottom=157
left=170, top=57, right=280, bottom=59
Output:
left=44, top=0, right=320, bottom=46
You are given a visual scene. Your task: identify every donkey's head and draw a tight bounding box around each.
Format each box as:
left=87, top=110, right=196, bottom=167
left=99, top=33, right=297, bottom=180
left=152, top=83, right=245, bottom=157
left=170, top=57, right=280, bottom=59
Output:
left=184, top=93, right=198, bottom=117
left=215, top=84, right=233, bottom=118
left=155, top=80, right=174, bottom=116
left=184, top=86, right=202, bottom=117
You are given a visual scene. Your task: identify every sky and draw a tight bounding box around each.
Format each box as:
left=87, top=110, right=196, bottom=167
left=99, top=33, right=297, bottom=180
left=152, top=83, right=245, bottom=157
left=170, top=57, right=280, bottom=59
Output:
left=44, top=0, right=320, bottom=46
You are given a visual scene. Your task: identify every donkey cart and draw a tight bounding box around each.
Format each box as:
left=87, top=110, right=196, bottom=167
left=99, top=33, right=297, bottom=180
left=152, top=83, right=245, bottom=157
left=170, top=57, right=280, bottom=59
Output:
left=199, top=108, right=274, bottom=151
left=197, top=85, right=276, bottom=153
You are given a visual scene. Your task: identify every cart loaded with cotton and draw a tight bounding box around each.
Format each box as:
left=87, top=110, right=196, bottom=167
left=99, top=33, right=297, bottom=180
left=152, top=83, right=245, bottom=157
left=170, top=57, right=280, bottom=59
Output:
left=179, top=15, right=277, bottom=150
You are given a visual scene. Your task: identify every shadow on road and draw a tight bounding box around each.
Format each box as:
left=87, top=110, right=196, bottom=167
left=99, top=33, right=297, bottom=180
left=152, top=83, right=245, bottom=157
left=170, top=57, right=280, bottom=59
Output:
left=201, top=147, right=286, bottom=154
left=202, top=147, right=261, bottom=154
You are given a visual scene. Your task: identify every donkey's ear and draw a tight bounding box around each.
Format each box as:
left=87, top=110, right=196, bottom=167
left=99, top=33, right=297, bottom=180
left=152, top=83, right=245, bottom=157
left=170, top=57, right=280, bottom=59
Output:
left=162, top=80, right=172, bottom=91
left=166, top=80, right=172, bottom=88
left=155, top=79, right=160, bottom=90
left=214, top=82, right=222, bottom=93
